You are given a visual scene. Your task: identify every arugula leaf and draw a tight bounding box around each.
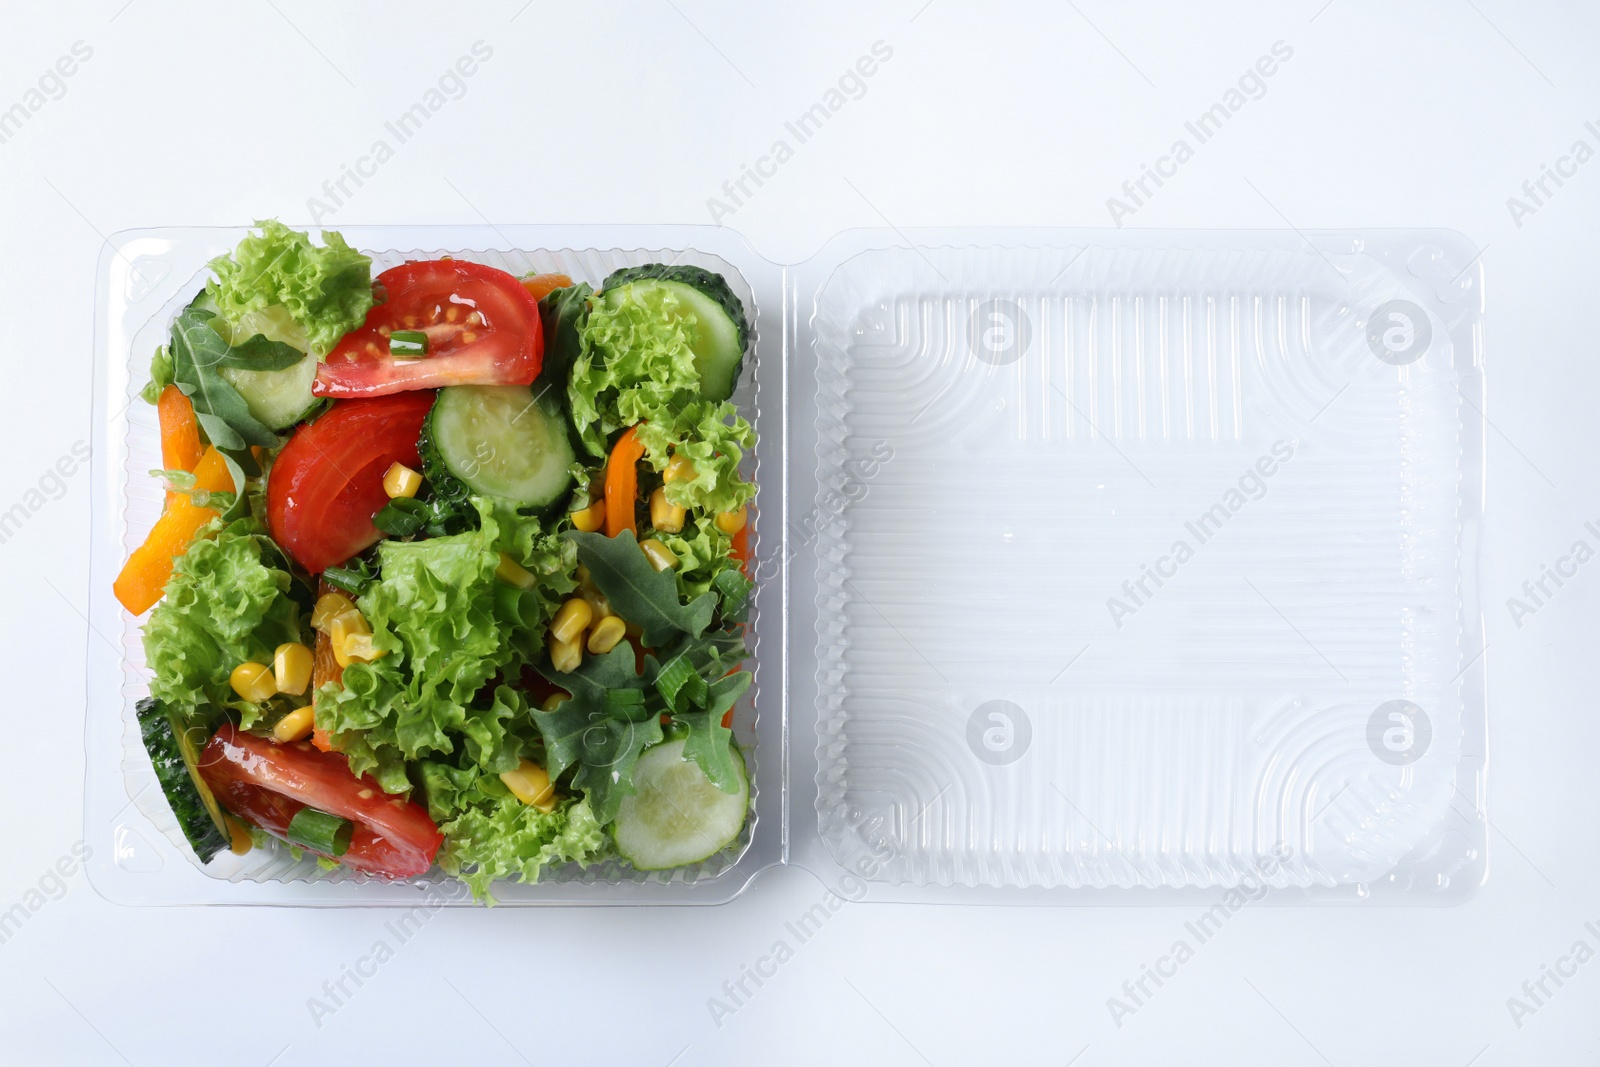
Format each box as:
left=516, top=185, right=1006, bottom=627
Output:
left=215, top=333, right=306, bottom=371
left=169, top=308, right=281, bottom=453
left=533, top=643, right=663, bottom=824
left=568, top=529, right=715, bottom=647
left=679, top=671, right=751, bottom=792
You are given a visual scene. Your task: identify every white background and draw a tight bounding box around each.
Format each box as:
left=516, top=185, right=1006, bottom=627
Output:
left=3, top=1, right=1598, bottom=1064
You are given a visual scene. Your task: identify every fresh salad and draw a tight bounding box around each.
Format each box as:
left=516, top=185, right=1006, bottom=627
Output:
left=118, top=222, right=758, bottom=899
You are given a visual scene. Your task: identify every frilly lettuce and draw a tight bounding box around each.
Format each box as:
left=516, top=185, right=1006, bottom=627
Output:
left=438, top=795, right=608, bottom=902
left=143, top=518, right=305, bottom=725
left=650, top=513, right=738, bottom=601
left=569, top=288, right=755, bottom=514
left=633, top=400, right=754, bottom=515
left=206, top=220, right=374, bottom=356
left=314, top=498, right=576, bottom=794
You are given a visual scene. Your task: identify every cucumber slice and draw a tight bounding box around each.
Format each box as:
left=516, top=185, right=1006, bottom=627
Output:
left=189, top=296, right=320, bottom=430
left=136, top=698, right=230, bottom=863
left=220, top=355, right=319, bottom=430
left=612, top=738, right=748, bottom=870
left=423, top=384, right=575, bottom=508
left=599, top=265, right=749, bottom=402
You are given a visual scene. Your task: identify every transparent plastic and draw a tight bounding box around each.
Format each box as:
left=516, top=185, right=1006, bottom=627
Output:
left=86, top=226, right=1485, bottom=906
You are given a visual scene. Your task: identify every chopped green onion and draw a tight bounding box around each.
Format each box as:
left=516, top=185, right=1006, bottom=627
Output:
left=713, top=568, right=753, bottom=623
left=389, top=330, right=428, bottom=358
left=286, top=807, right=353, bottom=857
left=321, top=564, right=371, bottom=597
left=653, top=654, right=699, bottom=714
left=373, top=497, right=428, bottom=537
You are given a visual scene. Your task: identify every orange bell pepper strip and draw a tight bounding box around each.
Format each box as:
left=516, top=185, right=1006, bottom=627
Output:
left=309, top=580, right=345, bottom=752
left=521, top=273, right=573, bottom=302
left=730, top=520, right=751, bottom=577
left=112, top=447, right=234, bottom=615
left=113, top=499, right=216, bottom=614
left=310, top=632, right=341, bottom=752
left=157, top=385, right=204, bottom=508
left=187, top=446, right=233, bottom=494
left=604, top=425, right=645, bottom=538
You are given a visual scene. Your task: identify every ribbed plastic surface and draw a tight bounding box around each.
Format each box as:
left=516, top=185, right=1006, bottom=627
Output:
left=807, top=237, right=1484, bottom=898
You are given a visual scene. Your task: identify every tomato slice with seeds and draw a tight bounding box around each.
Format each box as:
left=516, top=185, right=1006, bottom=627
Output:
left=266, top=391, right=434, bottom=573
left=313, top=259, right=544, bottom=399
left=198, top=724, right=443, bottom=878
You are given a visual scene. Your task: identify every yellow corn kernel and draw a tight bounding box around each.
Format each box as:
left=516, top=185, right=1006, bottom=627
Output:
left=500, top=760, right=557, bottom=812
left=576, top=564, right=591, bottom=584
left=229, top=662, right=276, bottom=703
left=665, top=453, right=696, bottom=484
left=273, top=704, right=316, bottom=743
left=273, top=642, right=314, bottom=696
left=550, top=597, right=593, bottom=645
left=548, top=631, right=582, bottom=673
left=312, top=592, right=357, bottom=632
left=587, top=614, right=627, bottom=655
left=570, top=499, right=606, bottom=533
left=382, top=462, right=423, bottom=499
left=649, top=487, right=686, bottom=533
left=329, top=612, right=374, bottom=668
left=225, top=815, right=254, bottom=856
left=496, top=551, right=537, bottom=589
left=541, top=692, right=569, bottom=712
left=579, top=584, right=612, bottom=620
left=715, top=504, right=748, bottom=535
left=640, top=537, right=678, bottom=572
left=340, top=632, right=387, bottom=664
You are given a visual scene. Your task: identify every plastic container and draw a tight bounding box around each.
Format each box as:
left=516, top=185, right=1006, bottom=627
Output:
left=86, top=225, right=1486, bottom=906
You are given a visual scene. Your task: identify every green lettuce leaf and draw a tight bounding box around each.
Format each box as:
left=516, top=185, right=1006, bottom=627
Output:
left=651, top=513, right=741, bottom=601
left=206, top=220, right=374, bottom=357
left=567, top=286, right=700, bottom=456
left=143, top=518, right=306, bottom=725
left=141, top=345, right=174, bottom=405
left=567, top=285, right=756, bottom=513
left=438, top=795, right=609, bottom=902
left=632, top=401, right=755, bottom=515
left=314, top=499, right=575, bottom=793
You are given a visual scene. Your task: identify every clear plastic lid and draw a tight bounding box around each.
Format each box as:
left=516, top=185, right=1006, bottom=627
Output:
left=85, top=224, right=1485, bottom=906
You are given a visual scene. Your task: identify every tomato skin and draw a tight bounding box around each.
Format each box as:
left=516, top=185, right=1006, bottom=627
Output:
left=314, top=260, right=543, bottom=398
left=266, top=391, right=434, bottom=573
left=198, top=724, right=443, bottom=878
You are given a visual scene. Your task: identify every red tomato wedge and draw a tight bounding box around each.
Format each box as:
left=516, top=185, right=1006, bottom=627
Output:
left=314, top=259, right=544, bottom=398
left=198, top=724, right=443, bottom=878
left=266, top=391, right=434, bottom=573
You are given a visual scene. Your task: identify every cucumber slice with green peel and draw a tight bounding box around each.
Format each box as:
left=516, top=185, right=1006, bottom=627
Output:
left=187, top=294, right=319, bottom=430
left=422, top=384, right=575, bottom=508
left=137, top=698, right=230, bottom=863
left=220, top=354, right=320, bottom=430
left=599, top=265, right=749, bottom=402
left=612, top=738, right=749, bottom=870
